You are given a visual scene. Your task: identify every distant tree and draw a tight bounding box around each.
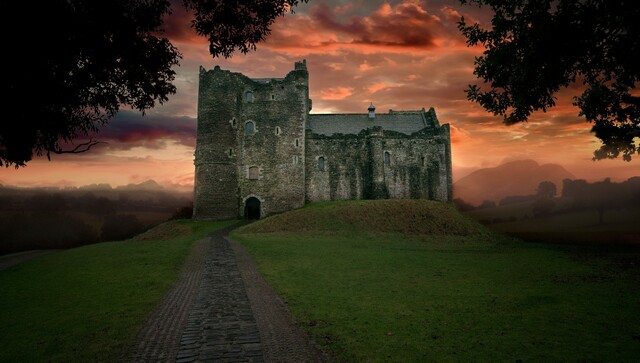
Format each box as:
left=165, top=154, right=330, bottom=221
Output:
left=536, top=181, right=557, bottom=199
left=453, top=198, right=476, bottom=212
left=2, top=0, right=308, bottom=167
left=562, top=177, right=637, bottom=224
left=459, top=0, right=640, bottom=161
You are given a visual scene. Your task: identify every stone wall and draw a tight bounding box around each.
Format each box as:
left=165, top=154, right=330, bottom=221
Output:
left=305, top=127, right=452, bottom=203
left=193, top=61, right=310, bottom=220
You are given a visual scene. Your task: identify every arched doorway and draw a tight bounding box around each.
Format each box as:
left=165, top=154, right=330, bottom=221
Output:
left=244, top=197, right=261, bottom=220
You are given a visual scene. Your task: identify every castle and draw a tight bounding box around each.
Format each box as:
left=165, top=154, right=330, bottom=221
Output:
left=193, top=60, right=452, bottom=220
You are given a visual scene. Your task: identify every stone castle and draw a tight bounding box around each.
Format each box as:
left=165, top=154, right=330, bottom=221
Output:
left=193, top=60, right=452, bottom=220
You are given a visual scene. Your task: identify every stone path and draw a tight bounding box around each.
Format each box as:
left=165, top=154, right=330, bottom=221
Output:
left=129, top=223, right=329, bottom=363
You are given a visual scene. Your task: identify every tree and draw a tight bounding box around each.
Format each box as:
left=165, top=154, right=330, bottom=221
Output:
left=458, top=0, right=640, bottom=161
left=1, top=0, right=307, bottom=167
left=536, top=181, right=557, bottom=199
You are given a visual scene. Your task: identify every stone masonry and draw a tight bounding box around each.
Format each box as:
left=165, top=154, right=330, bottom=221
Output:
left=193, top=60, right=452, bottom=220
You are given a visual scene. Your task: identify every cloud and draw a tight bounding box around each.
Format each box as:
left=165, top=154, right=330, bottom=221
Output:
left=320, top=87, right=355, bottom=100
left=85, top=111, right=196, bottom=152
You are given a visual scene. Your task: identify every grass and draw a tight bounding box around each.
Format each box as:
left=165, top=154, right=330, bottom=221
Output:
left=0, top=219, right=237, bottom=363
left=466, top=203, right=640, bottom=244
left=232, top=200, right=640, bottom=362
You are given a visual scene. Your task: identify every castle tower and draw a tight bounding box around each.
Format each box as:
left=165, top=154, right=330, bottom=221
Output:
left=193, top=61, right=310, bottom=220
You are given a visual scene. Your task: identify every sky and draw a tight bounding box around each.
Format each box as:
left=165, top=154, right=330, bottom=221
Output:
left=1, top=0, right=638, bottom=191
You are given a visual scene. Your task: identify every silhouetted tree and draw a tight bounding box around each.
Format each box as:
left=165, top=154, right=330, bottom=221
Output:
left=536, top=181, right=557, bottom=199
left=2, top=0, right=308, bottom=167
left=453, top=198, right=476, bottom=212
left=459, top=0, right=640, bottom=161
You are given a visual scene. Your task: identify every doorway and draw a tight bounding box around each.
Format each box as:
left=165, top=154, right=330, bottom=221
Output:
left=244, top=197, right=261, bottom=220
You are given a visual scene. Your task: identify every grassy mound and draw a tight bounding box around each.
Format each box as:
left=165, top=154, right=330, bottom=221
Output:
left=130, top=219, right=192, bottom=241
left=235, top=199, right=490, bottom=236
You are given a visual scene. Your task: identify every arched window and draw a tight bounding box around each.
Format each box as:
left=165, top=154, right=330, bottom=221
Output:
left=245, top=121, right=254, bottom=135
left=245, top=91, right=253, bottom=103
left=384, top=151, right=391, bottom=165
left=231, top=118, right=237, bottom=127
left=248, top=166, right=259, bottom=179
left=318, top=157, right=325, bottom=171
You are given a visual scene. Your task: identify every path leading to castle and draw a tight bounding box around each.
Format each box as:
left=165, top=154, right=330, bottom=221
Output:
left=129, top=223, right=329, bottom=362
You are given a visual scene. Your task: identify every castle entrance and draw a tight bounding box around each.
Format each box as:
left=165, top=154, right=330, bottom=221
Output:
left=244, top=197, right=261, bottom=220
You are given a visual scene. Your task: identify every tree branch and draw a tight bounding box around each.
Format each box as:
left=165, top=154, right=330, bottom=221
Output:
left=48, top=140, right=106, bottom=160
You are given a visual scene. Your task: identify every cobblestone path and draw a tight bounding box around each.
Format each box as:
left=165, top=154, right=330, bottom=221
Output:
left=174, top=228, right=263, bottom=363
left=129, top=222, right=328, bottom=362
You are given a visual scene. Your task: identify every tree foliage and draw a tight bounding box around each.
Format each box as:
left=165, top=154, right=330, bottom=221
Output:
left=1, top=0, right=307, bottom=167
left=458, top=0, right=640, bottom=161
left=536, top=181, right=557, bottom=199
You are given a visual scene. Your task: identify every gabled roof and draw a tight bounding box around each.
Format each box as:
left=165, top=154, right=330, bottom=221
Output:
left=307, top=109, right=439, bottom=136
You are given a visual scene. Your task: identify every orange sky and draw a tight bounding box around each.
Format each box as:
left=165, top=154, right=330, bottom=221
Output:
left=1, top=0, right=638, bottom=190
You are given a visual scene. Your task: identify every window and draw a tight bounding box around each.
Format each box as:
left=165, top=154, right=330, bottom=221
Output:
left=245, top=121, right=254, bottom=135
left=228, top=148, right=234, bottom=157
left=318, top=157, right=325, bottom=171
left=421, top=156, right=425, bottom=167
left=275, top=126, right=281, bottom=136
left=295, top=138, right=300, bottom=147
left=271, top=94, right=275, bottom=100
left=248, top=166, right=259, bottom=179
left=245, top=91, right=253, bottom=103
left=384, top=151, right=391, bottom=165
left=293, top=155, right=299, bottom=164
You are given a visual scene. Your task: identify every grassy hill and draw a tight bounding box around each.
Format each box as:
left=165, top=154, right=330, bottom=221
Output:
left=232, top=200, right=640, bottom=362
left=236, top=199, right=489, bottom=237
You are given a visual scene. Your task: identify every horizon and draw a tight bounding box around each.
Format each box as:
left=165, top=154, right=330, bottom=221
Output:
left=1, top=0, right=638, bottom=189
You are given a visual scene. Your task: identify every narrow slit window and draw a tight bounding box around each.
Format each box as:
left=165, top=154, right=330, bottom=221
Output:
left=275, top=126, right=281, bottom=136
left=318, top=157, right=325, bottom=171
left=228, top=148, right=233, bottom=157
left=421, top=156, right=425, bottom=167
left=295, top=138, right=300, bottom=147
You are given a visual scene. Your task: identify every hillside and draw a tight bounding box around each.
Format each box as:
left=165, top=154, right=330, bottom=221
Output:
left=234, top=199, right=490, bottom=237
left=454, top=159, right=575, bottom=205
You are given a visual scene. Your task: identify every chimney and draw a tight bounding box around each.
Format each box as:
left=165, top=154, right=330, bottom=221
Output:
left=368, top=102, right=376, bottom=119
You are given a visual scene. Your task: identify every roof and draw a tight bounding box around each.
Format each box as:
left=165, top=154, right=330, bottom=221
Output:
left=307, top=109, right=437, bottom=136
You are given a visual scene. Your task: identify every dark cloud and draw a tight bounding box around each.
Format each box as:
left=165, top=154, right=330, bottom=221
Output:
left=309, top=2, right=443, bottom=48
left=93, top=111, right=196, bottom=150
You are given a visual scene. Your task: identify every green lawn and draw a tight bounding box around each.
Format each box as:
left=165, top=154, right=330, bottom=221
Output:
left=232, top=202, right=640, bottom=362
left=0, top=219, right=236, bottom=363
